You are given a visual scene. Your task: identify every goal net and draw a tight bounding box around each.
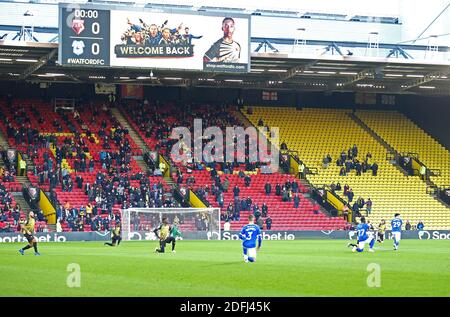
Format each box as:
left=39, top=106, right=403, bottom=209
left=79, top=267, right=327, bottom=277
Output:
left=121, top=208, right=221, bottom=241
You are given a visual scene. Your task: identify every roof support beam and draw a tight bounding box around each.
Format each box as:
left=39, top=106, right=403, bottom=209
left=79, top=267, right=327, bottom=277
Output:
left=278, top=59, right=318, bottom=81
left=338, top=68, right=375, bottom=87
left=19, top=48, right=56, bottom=80
left=400, top=71, right=449, bottom=91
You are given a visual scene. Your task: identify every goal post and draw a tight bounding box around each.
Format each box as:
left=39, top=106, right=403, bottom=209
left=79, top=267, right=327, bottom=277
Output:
left=121, top=208, right=221, bottom=241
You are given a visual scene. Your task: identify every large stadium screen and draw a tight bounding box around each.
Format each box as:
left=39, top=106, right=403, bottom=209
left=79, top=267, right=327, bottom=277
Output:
left=59, top=4, right=250, bottom=73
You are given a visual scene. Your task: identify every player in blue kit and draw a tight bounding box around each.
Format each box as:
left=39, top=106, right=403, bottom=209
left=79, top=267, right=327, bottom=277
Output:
left=347, top=217, right=375, bottom=253
left=239, top=214, right=262, bottom=263
left=391, top=213, right=403, bottom=250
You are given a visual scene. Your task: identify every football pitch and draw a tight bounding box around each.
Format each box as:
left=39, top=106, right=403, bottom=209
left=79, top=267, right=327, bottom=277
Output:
left=1, top=240, right=449, bottom=297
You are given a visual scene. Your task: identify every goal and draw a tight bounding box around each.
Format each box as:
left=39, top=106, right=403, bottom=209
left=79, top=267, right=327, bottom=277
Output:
left=121, top=208, right=221, bottom=241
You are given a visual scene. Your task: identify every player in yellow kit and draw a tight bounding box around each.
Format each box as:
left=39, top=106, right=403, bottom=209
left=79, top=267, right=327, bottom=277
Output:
left=153, top=217, right=176, bottom=253
left=18, top=211, right=40, bottom=256
left=104, top=223, right=122, bottom=246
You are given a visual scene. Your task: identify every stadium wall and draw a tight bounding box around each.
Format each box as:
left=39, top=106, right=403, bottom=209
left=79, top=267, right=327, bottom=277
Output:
left=2, top=230, right=450, bottom=242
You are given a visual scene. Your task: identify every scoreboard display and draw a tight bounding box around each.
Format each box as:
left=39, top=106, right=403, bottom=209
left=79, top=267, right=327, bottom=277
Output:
left=59, top=4, right=250, bottom=73
left=59, top=7, right=110, bottom=66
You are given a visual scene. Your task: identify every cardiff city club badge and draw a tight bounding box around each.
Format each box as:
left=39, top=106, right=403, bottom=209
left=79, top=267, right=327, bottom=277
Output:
left=72, top=19, right=85, bottom=35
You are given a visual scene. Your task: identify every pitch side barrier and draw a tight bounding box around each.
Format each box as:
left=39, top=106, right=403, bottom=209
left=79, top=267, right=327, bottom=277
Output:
left=1, top=230, right=450, bottom=243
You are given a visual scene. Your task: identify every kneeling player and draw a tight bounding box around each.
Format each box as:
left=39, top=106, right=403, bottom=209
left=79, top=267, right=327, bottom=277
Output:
left=153, top=217, right=176, bottom=253
left=239, top=215, right=262, bottom=262
left=18, top=212, right=40, bottom=256
left=347, top=217, right=375, bottom=253
left=104, top=223, right=122, bottom=246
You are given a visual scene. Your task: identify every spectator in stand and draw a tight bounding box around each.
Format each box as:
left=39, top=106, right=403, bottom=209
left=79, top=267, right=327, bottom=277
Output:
left=224, top=220, right=230, bottom=231
left=233, top=185, right=240, bottom=198
left=265, top=216, right=272, bottom=230
left=313, top=203, right=320, bottom=215
left=371, top=162, right=378, bottom=176
left=244, top=174, right=251, bottom=187
left=253, top=205, right=261, bottom=221
left=420, top=165, right=427, bottom=181
left=257, top=216, right=264, bottom=230
left=0, top=220, right=8, bottom=232
left=261, top=203, right=268, bottom=217
left=355, top=160, right=362, bottom=176
left=352, top=144, right=358, bottom=158
left=417, top=220, right=424, bottom=231
left=76, top=174, right=83, bottom=189
left=347, top=188, right=354, bottom=203
left=366, top=198, right=372, bottom=215
left=343, top=184, right=349, bottom=196
left=339, top=166, right=347, bottom=176
left=226, top=203, right=233, bottom=221
left=0, top=211, right=7, bottom=222
left=405, top=220, right=411, bottom=230
left=275, top=183, right=281, bottom=196
left=293, top=194, right=300, bottom=209
left=264, top=182, right=271, bottom=196
left=12, top=208, right=20, bottom=226
left=342, top=205, right=349, bottom=222
left=352, top=201, right=360, bottom=218
left=281, top=187, right=288, bottom=202
left=223, top=177, right=229, bottom=192
left=357, top=197, right=365, bottom=209
left=322, top=154, right=332, bottom=169
left=218, top=192, right=224, bottom=208
left=298, top=161, right=305, bottom=179
left=19, top=158, right=26, bottom=176
left=234, top=202, right=240, bottom=221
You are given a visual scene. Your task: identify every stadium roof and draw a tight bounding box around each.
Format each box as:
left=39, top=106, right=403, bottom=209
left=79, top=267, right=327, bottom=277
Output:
left=1, top=41, right=450, bottom=96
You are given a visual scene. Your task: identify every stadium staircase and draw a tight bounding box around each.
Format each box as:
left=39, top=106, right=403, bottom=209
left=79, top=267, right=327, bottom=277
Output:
left=111, top=107, right=186, bottom=207
left=111, top=107, right=150, bottom=153
left=11, top=192, right=33, bottom=213
left=243, top=107, right=450, bottom=229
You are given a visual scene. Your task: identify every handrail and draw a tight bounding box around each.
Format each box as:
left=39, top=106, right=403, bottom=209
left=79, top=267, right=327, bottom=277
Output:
left=429, top=169, right=441, bottom=177
left=170, top=184, right=190, bottom=208
left=323, top=184, right=351, bottom=208
left=386, top=151, right=397, bottom=161
left=426, top=185, right=438, bottom=195
left=405, top=152, right=420, bottom=160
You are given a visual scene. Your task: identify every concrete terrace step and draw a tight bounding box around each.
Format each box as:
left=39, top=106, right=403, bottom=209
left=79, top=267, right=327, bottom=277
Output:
left=11, top=192, right=34, bottom=213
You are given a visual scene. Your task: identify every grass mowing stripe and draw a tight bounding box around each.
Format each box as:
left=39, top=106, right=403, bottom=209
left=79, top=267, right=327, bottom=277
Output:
left=1, top=240, right=449, bottom=296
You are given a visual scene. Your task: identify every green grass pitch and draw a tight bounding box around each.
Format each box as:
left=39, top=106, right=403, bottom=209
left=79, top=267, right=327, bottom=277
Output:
left=1, top=240, right=449, bottom=296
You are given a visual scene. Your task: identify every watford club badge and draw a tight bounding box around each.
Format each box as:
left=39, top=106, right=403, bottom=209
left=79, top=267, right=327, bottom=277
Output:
left=72, top=19, right=85, bottom=35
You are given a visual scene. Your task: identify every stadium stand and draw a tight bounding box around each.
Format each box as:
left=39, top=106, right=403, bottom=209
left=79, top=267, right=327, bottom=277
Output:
left=355, top=110, right=450, bottom=188
left=0, top=98, right=179, bottom=232
left=119, top=101, right=348, bottom=231
left=244, top=107, right=450, bottom=230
